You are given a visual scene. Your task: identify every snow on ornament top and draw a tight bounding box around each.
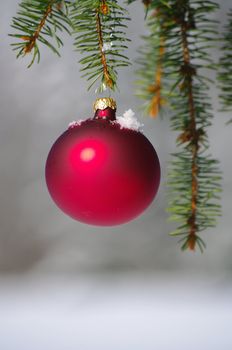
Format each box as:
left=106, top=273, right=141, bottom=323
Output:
left=68, top=98, right=143, bottom=132
left=68, top=120, right=84, bottom=129
left=115, top=109, right=143, bottom=131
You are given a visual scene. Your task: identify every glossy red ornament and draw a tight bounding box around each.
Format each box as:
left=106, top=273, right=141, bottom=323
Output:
left=45, top=101, right=160, bottom=226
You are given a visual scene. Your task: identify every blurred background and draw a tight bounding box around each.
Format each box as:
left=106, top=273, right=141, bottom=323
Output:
left=0, top=1, right=231, bottom=349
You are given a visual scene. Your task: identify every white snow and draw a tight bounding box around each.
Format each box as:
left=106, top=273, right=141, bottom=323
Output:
left=0, top=275, right=232, bottom=350
left=68, top=120, right=84, bottom=129
left=102, top=42, right=113, bottom=52
left=115, top=109, right=143, bottom=131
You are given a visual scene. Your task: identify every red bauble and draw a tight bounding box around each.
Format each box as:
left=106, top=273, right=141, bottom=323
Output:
left=45, top=100, right=160, bottom=226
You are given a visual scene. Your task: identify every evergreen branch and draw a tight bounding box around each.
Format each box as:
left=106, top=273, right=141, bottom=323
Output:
left=10, top=0, right=72, bottom=67
left=218, top=9, right=232, bottom=123
left=178, top=16, right=200, bottom=250
left=135, top=4, right=169, bottom=117
left=167, top=0, right=221, bottom=251
left=71, top=0, right=130, bottom=92
left=131, top=0, right=221, bottom=251
left=22, top=0, right=53, bottom=54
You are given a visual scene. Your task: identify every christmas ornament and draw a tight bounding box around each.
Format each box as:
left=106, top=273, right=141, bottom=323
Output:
left=45, top=98, right=160, bottom=226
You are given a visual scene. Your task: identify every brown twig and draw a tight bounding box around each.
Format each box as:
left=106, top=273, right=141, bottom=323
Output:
left=180, top=20, right=199, bottom=251
left=142, top=0, right=152, bottom=7
left=96, top=9, right=113, bottom=88
left=100, top=0, right=109, bottom=15
left=148, top=37, right=165, bottom=117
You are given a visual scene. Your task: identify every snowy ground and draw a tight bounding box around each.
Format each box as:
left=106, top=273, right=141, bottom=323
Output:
left=0, top=274, right=231, bottom=350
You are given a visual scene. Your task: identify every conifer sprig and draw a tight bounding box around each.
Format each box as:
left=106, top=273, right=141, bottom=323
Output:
left=135, top=3, right=168, bottom=117
left=129, top=0, right=221, bottom=251
left=70, top=0, right=130, bottom=92
left=218, top=9, right=232, bottom=123
left=10, top=0, right=72, bottom=67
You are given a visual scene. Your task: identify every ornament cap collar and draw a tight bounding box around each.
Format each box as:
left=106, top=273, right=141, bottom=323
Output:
left=93, top=97, right=117, bottom=112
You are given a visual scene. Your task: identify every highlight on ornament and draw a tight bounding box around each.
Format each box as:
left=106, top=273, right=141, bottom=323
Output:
left=45, top=98, right=160, bottom=226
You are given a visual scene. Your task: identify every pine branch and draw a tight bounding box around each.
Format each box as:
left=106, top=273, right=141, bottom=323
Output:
left=22, top=1, right=53, bottom=54
left=218, top=9, right=232, bottom=123
left=135, top=3, right=168, bottom=117
left=168, top=0, right=221, bottom=251
left=179, top=16, right=199, bottom=250
left=10, top=0, right=72, bottom=67
left=70, top=0, right=130, bottom=92
left=131, top=0, right=222, bottom=251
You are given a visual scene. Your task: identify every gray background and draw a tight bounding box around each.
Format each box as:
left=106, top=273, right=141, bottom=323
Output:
left=0, top=1, right=232, bottom=349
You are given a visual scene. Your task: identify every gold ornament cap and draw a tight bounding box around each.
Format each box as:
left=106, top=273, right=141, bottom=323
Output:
left=93, top=97, right=117, bottom=112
